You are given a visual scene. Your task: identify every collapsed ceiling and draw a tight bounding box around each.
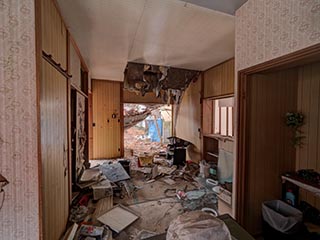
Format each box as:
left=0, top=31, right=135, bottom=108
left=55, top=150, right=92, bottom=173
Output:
left=124, top=62, right=200, bottom=104
left=124, top=104, right=162, bottom=129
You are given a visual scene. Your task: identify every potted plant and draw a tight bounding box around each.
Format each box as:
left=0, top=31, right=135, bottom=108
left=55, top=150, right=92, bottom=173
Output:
left=286, top=112, right=305, bottom=147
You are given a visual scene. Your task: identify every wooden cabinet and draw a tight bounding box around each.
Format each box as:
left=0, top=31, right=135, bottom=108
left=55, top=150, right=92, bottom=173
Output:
left=203, top=59, right=234, bottom=98
left=203, top=136, right=219, bottom=164
left=41, top=60, right=69, bottom=240
left=41, top=1, right=69, bottom=238
left=42, top=0, right=67, bottom=69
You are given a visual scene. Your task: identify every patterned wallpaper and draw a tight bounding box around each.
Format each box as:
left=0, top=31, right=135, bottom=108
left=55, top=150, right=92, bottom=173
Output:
left=235, top=0, right=320, bottom=70
left=0, top=0, right=40, bottom=239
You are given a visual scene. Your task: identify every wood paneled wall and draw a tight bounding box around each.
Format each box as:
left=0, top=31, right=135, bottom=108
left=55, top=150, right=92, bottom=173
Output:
left=244, top=69, right=298, bottom=234
left=176, top=79, right=201, bottom=162
left=203, top=59, right=234, bottom=98
left=92, top=80, right=122, bottom=159
left=89, top=92, right=93, bottom=159
left=296, top=61, right=320, bottom=209
left=41, top=60, right=69, bottom=240
left=202, top=99, right=213, bottom=135
left=70, top=41, right=81, bottom=88
left=41, top=0, right=67, bottom=69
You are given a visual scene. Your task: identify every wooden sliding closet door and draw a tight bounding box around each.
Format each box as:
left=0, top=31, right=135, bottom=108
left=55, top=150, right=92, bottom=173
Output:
left=92, top=80, right=121, bottom=159
left=41, top=60, right=69, bottom=240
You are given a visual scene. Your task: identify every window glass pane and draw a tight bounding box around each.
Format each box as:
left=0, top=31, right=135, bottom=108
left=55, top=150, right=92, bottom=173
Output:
left=221, top=107, right=227, bottom=135
left=218, top=97, right=234, bottom=107
left=228, top=107, right=233, bottom=136
left=214, top=100, right=220, bottom=134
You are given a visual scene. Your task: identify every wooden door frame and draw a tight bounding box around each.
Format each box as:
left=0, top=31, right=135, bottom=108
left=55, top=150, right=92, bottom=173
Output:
left=236, top=43, right=320, bottom=225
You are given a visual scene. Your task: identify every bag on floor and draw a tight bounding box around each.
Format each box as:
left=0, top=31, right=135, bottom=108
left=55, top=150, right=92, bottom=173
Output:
left=166, top=211, right=232, bottom=240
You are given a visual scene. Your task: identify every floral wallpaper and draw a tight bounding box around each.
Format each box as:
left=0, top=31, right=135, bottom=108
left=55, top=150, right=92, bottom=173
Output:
left=0, top=0, right=40, bottom=239
left=235, top=0, right=320, bottom=70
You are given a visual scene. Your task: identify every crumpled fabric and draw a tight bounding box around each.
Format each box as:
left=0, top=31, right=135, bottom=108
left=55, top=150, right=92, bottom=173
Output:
left=167, top=211, right=232, bottom=240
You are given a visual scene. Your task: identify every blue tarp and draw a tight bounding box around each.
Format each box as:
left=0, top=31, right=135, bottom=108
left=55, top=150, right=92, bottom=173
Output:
left=147, top=119, right=163, bottom=142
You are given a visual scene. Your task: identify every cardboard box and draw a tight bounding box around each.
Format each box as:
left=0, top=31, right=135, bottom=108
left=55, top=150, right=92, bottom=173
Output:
left=92, top=180, right=113, bottom=201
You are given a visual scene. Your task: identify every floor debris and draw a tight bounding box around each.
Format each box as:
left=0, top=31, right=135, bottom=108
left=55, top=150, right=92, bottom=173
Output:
left=92, top=180, right=113, bottom=201
left=97, top=205, right=139, bottom=233
left=78, top=225, right=104, bottom=238
left=162, top=178, right=176, bottom=186
left=65, top=155, right=222, bottom=240
left=99, top=162, right=130, bottom=182
left=80, top=168, right=102, bottom=182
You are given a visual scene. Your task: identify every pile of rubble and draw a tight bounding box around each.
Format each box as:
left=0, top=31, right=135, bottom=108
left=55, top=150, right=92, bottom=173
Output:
left=124, top=126, right=167, bottom=157
left=63, top=154, right=219, bottom=240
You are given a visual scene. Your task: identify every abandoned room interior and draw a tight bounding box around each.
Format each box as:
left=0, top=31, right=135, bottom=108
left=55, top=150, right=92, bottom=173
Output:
left=1, top=0, right=320, bottom=239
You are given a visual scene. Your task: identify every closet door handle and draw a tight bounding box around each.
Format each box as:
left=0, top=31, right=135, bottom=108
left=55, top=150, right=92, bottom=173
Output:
left=63, top=143, right=68, bottom=177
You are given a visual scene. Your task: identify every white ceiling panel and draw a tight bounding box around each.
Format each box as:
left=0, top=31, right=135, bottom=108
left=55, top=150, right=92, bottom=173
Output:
left=57, top=0, right=235, bottom=81
left=58, top=0, right=146, bottom=80
left=180, top=0, right=248, bottom=15
left=130, top=0, right=234, bottom=70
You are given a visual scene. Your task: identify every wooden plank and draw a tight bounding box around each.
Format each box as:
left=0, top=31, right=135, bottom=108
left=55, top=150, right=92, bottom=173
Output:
left=41, top=60, right=69, bottom=240
left=92, top=80, right=121, bottom=159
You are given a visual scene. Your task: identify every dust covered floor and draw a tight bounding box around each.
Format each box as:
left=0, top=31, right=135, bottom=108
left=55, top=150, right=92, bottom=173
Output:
left=113, top=169, right=198, bottom=239
left=67, top=158, right=218, bottom=240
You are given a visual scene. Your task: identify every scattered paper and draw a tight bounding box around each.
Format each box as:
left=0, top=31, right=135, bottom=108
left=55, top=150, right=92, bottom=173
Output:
left=99, top=162, right=130, bottom=182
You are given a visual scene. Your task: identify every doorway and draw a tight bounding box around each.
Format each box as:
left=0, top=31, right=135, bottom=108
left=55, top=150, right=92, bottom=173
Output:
left=236, top=44, right=320, bottom=235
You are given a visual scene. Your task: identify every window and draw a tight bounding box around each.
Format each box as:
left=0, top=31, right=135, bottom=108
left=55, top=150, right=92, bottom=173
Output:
left=213, top=97, right=234, bottom=137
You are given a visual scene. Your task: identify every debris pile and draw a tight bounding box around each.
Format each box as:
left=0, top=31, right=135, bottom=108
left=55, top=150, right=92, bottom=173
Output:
left=64, top=153, right=221, bottom=239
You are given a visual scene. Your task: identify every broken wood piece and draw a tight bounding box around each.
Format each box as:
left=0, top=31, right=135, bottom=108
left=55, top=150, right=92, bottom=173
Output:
left=162, top=178, right=176, bottom=186
left=146, top=179, right=156, bottom=184
left=62, top=223, right=78, bottom=240
left=152, top=165, right=158, bottom=179
left=97, top=204, right=139, bottom=233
